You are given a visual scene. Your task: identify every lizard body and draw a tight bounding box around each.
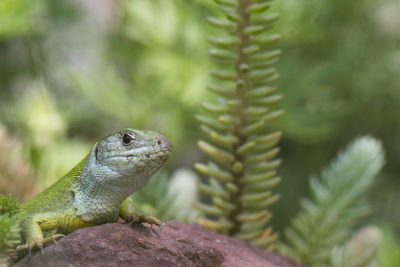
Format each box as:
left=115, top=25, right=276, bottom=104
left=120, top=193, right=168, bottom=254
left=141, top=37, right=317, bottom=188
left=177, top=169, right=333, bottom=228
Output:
left=15, top=128, right=172, bottom=253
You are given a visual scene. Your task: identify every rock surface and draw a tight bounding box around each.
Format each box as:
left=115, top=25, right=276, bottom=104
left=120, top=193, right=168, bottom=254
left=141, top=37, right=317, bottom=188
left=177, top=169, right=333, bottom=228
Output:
left=15, top=221, right=299, bottom=267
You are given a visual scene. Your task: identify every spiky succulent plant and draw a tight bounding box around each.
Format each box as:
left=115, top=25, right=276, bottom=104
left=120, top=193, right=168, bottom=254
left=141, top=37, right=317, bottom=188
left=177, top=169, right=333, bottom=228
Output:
left=194, top=0, right=283, bottom=250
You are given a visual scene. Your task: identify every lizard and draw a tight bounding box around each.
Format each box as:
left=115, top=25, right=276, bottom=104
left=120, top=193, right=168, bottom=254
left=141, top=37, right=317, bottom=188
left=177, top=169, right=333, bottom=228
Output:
left=14, top=128, right=172, bottom=256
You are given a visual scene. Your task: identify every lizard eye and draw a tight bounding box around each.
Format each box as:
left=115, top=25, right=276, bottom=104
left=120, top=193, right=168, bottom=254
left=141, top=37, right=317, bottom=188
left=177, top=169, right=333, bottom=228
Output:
left=122, top=133, right=135, bottom=146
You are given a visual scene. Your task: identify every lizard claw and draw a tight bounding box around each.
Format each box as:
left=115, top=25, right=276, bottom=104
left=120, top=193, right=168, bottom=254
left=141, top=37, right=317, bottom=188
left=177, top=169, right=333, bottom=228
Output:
left=145, top=216, right=162, bottom=229
left=124, top=214, right=162, bottom=229
left=49, top=234, right=65, bottom=245
left=51, top=234, right=65, bottom=244
left=39, top=243, right=44, bottom=255
left=16, top=234, right=65, bottom=256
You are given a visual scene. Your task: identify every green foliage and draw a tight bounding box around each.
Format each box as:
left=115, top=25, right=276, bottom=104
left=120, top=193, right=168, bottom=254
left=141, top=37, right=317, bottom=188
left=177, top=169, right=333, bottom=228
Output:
left=0, top=194, right=20, bottom=216
left=0, top=0, right=44, bottom=39
left=0, top=214, right=19, bottom=247
left=331, top=226, right=382, bottom=267
left=0, top=194, right=20, bottom=255
left=195, top=0, right=283, bottom=249
left=272, top=0, right=400, bottom=234
left=133, top=170, right=200, bottom=222
left=131, top=172, right=171, bottom=220
left=278, top=137, right=385, bottom=266
left=378, top=225, right=400, bottom=267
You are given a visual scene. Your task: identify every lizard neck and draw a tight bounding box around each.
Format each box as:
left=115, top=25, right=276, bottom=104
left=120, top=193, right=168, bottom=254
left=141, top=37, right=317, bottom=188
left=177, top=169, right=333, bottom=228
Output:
left=71, top=146, right=150, bottom=223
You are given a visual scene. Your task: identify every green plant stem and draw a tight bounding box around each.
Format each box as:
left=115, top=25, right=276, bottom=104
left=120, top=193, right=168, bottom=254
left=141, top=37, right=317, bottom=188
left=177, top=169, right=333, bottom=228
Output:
left=227, top=0, right=252, bottom=236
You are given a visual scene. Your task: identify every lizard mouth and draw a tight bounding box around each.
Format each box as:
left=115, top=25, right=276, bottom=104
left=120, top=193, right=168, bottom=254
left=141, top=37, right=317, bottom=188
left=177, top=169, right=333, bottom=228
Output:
left=114, top=145, right=171, bottom=161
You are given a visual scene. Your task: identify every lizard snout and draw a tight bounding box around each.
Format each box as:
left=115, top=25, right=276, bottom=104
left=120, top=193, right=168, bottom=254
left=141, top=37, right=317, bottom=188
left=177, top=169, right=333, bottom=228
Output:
left=156, top=134, right=172, bottom=152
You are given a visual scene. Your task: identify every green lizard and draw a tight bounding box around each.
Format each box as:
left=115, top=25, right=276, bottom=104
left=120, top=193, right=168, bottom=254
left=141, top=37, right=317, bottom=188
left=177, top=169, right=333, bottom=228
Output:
left=14, top=128, right=172, bottom=255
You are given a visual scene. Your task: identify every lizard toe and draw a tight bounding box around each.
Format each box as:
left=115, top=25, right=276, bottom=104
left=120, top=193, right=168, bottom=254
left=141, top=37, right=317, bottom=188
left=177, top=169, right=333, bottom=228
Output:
left=50, top=234, right=65, bottom=244
left=16, top=234, right=65, bottom=256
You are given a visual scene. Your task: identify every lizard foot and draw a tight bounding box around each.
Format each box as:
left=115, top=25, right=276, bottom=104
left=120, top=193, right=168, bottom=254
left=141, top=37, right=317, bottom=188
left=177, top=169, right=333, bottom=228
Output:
left=126, top=214, right=162, bottom=229
left=16, top=234, right=65, bottom=255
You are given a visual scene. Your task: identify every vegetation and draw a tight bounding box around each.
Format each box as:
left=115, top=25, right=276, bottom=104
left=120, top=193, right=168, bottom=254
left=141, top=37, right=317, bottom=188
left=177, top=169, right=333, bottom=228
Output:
left=0, top=195, right=20, bottom=263
left=0, top=0, right=399, bottom=266
left=278, top=137, right=384, bottom=265
left=194, top=0, right=283, bottom=249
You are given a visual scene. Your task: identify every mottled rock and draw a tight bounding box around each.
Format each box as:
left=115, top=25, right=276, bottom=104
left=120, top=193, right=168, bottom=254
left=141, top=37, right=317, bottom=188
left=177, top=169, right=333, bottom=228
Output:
left=15, top=221, right=299, bottom=267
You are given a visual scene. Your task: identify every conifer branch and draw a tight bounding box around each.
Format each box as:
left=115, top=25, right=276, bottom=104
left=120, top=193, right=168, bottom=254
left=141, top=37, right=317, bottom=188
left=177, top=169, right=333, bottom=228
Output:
left=278, top=137, right=385, bottom=265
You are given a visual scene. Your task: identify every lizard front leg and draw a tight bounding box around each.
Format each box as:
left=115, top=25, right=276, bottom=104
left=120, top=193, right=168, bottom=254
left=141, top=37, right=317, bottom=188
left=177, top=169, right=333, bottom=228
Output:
left=119, top=197, right=162, bottom=227
left=17, top=214, right=64, bottom=254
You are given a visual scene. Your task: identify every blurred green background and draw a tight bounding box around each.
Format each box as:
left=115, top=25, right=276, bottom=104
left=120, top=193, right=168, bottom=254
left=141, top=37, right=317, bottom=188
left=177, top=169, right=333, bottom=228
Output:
left=0, top=0, right=399, bottom=264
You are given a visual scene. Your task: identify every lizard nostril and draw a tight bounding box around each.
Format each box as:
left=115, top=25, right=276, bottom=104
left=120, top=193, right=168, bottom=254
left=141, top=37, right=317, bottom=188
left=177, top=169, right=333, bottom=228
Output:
left=155, top=134, right=172, bottom=151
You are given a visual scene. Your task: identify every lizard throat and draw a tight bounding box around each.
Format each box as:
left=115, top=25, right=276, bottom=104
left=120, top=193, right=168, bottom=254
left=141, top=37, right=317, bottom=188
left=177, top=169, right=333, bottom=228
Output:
left=72, top=149, right=158, bottom=223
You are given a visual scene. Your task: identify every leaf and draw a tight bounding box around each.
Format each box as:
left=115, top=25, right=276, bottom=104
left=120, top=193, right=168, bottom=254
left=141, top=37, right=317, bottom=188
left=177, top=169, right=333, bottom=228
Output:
left=206, top=16, right=236, bottom=29
left=246, top=2, right=272, bottom=13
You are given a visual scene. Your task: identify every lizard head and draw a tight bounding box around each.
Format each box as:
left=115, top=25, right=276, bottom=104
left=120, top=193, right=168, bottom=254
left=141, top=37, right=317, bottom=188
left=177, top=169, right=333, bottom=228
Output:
left=94, top=128, right=172, bottom=178
left=72, top=128, right=172, bottom=222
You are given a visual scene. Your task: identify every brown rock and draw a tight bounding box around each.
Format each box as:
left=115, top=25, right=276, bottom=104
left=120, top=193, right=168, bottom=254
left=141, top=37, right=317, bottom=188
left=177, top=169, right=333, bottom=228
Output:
left=15, top=221, right=299, bottom=267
